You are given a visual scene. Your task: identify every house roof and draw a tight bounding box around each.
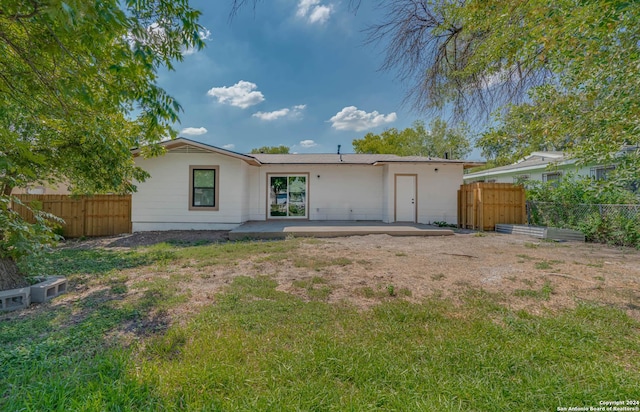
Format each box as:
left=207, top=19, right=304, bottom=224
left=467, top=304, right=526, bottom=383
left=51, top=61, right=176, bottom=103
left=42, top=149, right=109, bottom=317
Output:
left=252, top=153, right=473, bottom=166
left=464, top=151, right=572, bottom=178
left=135, top=138, right=483, bottom=168
left=132, top=137, right=261, bottom=165
left=252, top=153, right=392, bottom=164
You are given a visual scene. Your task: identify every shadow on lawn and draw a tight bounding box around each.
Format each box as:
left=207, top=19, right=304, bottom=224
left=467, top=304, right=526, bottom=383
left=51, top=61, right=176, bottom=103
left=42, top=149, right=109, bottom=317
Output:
left=0, top=276, right=172, bottom=410
left=23, top=247, right=177, bottom=277
left=103, top=230, right=230, bottom=248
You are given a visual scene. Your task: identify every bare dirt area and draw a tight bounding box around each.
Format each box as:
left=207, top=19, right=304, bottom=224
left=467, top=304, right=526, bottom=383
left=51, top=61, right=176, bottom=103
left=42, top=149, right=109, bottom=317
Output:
left=59, top=230, right=230, bottom=249
left=290, top=233, right=640, bottom=318
left=58, top=231, right=640, bottom=322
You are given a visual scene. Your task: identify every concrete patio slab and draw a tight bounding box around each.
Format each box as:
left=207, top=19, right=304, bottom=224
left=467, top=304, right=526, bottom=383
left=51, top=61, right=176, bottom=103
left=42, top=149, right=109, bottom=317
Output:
left=229, top=221, right=454, bottom=240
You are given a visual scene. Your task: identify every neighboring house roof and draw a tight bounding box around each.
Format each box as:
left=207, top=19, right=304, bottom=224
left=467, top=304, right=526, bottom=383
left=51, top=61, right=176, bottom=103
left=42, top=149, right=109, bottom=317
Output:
left=464, top=151, right=573, bottom=179
left=135, top=137, right=483, bottom=168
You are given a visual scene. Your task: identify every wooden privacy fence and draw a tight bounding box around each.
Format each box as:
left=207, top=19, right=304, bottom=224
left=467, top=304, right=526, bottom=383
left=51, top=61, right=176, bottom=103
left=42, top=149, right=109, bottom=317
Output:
left=12, top=195, right=132, bottom=238
left=458, top=183, right=526, bottom=231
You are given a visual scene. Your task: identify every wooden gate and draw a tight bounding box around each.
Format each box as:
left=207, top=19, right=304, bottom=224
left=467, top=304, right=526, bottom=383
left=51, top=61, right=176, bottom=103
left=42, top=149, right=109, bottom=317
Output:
left=458, top=183, right=526, bottom=231
left=12, top=195, right=132, bottom=238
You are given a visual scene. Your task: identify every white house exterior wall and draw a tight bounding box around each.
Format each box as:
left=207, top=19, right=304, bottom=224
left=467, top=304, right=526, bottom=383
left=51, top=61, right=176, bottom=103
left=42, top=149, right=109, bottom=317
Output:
left=132, top=152, right=250, bottom=231
left=132, top=150, right=464, bottom=231
left=383, top=163, right=462, bottom=224
left=253, top=164, right=385, bottom=221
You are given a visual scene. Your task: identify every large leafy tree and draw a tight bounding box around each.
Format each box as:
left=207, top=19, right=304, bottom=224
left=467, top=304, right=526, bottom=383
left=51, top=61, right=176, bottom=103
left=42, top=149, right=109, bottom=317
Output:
left=476, top=102, right=570, bottom=166
left=250, top=145, right=290, bottom=154
left=353, top=119, right=471, bottom=159
left=369, top=0, right=639, bottom=185
left=0, top=0, right=204, bottom=287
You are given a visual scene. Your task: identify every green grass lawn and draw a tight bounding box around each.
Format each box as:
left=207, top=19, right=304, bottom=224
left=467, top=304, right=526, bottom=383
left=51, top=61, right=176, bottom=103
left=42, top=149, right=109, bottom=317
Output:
left=1, top=240, right=639, bottom=411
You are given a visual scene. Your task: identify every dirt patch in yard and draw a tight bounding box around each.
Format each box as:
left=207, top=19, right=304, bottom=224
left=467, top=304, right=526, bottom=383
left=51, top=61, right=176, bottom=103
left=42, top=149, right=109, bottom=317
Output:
left=269, top=233, right=640, bottom=320
left=56, top=231, right=640, bottom=323
left=60, top=230, right=230, bottom=249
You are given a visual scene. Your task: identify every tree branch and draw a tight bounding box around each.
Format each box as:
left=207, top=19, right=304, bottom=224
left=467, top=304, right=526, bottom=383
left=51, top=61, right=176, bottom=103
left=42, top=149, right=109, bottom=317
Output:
left=0, top=0, right=42, bottom=21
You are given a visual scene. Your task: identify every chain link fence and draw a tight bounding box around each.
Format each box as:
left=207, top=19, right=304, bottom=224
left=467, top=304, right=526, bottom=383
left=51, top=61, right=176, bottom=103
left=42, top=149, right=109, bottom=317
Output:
left=527, top=201, right=640, bottom=247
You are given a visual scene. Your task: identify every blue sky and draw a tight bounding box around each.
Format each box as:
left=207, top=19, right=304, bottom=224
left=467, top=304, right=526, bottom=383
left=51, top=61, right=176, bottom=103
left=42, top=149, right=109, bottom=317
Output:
left=158, top=1, right=476, bottom=157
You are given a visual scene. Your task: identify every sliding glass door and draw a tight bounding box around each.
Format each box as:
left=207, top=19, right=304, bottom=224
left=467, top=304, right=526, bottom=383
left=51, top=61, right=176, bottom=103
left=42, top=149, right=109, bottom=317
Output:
left=269, top=175, right=307, bottom=218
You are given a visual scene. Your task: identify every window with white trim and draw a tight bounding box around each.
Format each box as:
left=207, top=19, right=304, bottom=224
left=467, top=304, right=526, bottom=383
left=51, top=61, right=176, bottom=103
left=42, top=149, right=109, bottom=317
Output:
left=268, top=174, right=308, bottom=218
left=590, top=166, right=615, bottom=181
left=542, top=171, right=562, bottom=183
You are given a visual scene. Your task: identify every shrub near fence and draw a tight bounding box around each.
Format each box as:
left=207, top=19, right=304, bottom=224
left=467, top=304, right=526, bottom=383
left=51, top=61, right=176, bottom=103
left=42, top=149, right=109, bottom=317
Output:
left=12, top=195, right=132, bottom=238
left=527, top=201, right=640, bottom=247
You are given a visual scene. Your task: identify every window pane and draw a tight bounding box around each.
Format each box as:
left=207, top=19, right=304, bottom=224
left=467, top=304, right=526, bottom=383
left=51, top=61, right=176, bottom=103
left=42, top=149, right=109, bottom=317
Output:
left=544, top=173, right=561, bottom=182
left=289, top=203, right=305, bottom=216
left=270, top=176, right=288, bottom=216
left=194, top=170, right=215, bottom=188
left=193, top=188, right=215, bottom=207
left=288, top=176, right=306, bottom=217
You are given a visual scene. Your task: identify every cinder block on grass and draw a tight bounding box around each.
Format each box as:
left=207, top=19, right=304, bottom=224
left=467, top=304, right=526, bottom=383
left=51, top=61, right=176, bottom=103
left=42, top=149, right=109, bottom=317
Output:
left=0, top=287, right=31, bottom=311
left=30, top=277, right=68, bottom=303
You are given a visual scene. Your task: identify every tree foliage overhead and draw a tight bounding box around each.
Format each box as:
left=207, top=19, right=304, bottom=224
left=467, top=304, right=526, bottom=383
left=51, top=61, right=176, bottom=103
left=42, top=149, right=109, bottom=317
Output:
left=370, top=0, right=640, bottom=184
left=352, top=119, right=471, bottom=159
left=0, top=0, right=204, bottom=196
left=0, top=0, right=203, bottom=271
left=250, top=145, right=290, bottom=154
left=476, top=102, right=570, bottom=167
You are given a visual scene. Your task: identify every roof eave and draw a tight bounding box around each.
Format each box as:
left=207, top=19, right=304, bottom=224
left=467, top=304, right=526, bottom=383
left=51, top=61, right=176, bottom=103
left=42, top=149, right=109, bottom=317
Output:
left=464, top=159, right=577, bottom=178
left=258, top=162, right=377, bottom=165
left=132, top=138, right=262, bottom=166
left=373, top=160, right=482, bottom=168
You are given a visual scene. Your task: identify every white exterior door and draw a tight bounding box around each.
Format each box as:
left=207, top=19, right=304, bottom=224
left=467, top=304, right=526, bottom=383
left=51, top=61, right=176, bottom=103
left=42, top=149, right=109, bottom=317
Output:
left=395, top=175, right=417, bottom=222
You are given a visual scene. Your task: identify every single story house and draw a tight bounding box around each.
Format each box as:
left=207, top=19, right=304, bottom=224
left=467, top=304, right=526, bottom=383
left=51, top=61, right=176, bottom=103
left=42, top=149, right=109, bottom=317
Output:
left=463, top=151, right=615, bottom=184
left=131, top=138, right=480, bottom=231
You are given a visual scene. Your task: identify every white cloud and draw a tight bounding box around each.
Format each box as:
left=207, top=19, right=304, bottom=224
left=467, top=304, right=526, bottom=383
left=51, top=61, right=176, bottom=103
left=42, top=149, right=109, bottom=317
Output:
left=199, top=28, right=212, bottom=41
left=131, top=22, right=213, bottom=56
left=126, top=22, right=166, bottom=52
left=207, top=81, right=265, bottom=109
left=308, top=5, right=332, bottom=24
left=329, top=106, right=397, bottom=131
left=297, top=0, right=319, bottom=17
left=182, top=27, right=213, bottom=55
left=180, top=127, right=207, bottom=136
left=222, top=144, right=236, bottom=150
left=296, top=0, right=333, bottom=25
left=299, top=139, right=318, bottom=148
left=253, top=108, right=290, bottom=121
left=253, top=104, right=306, bottom=121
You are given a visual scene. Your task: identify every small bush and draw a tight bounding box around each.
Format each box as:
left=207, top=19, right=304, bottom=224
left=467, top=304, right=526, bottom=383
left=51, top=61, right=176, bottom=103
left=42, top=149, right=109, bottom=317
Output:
left=526, top=175, right=639, bottom=248
left=432, top=221, right=456, bottom=228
